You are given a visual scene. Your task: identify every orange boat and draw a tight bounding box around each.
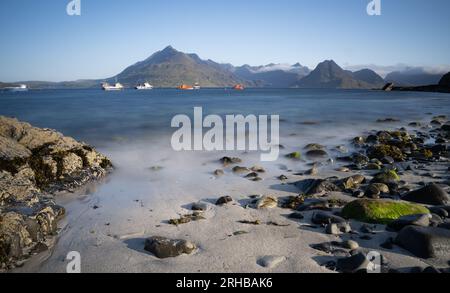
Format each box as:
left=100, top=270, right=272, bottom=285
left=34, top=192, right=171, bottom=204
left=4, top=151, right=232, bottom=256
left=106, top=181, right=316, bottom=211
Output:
left=233, top=84, right=244, bottom=90
left=178, top=84, right=194, bottom=90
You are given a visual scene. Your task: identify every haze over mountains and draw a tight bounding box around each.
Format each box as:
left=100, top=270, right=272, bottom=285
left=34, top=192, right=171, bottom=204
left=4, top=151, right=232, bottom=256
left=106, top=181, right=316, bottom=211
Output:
left=2, top=46, right=449, bottom=89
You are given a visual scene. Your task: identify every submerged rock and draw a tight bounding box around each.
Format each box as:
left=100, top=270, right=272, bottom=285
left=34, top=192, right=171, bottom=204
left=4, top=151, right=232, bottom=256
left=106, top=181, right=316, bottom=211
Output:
left=395, top=226, right=450, bottom=259
left=144, top=236, right=196, bottom=259
left=341, top=199, right=429, bottom=224
left=402, top=184, right=449, bottom=206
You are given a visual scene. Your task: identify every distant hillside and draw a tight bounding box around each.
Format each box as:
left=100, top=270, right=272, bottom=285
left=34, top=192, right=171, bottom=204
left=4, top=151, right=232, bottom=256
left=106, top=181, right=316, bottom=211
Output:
left=385, top=68, right=443, bottom=86
left=231, top=65, right=302, bottom=88
left=113, top=46, right=247, bottom=87
left=294, top=60, right=382, bottom=89
left=352, top=69, right=385, bottom=87
left=438, top=72, right=450, bottom=86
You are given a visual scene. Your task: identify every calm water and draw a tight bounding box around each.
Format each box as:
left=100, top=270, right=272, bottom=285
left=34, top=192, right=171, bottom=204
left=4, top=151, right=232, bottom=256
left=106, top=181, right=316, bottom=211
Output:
left=1, top=88, right=449, bottom=149
left=3, top=88, right=450, bottom=273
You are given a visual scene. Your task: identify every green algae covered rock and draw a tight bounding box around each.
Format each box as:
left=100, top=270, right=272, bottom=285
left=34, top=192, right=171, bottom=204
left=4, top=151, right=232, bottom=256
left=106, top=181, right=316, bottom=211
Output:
left=341, top=199, right=429, bottom=224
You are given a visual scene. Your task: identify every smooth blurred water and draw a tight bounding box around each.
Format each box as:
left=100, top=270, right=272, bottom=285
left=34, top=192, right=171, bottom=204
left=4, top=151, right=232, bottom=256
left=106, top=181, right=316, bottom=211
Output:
left=1, top=88, right=449, bottom=150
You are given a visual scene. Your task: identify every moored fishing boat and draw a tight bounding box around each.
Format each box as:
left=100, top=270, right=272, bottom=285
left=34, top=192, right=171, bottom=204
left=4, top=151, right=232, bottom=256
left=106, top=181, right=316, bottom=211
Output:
left=135, top=82, right=153, bottom=90
left=102, top=82, right=124, bottom=91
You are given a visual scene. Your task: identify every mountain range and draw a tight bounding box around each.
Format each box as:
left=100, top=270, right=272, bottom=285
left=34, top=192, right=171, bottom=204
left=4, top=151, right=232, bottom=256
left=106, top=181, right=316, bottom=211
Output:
left=1, top=46, right=448, bottom=90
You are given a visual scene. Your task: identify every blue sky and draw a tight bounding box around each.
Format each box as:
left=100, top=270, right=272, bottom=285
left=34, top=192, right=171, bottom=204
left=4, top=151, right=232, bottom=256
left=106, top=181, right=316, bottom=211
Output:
left=0, top=0, right=449, bottom=82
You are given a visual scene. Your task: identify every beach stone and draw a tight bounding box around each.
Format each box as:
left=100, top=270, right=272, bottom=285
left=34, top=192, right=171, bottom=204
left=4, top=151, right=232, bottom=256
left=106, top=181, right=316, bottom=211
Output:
left=304, top=143, right=325, bottom=151
left=287, top=212, right=304, bottom=220
left=336, top=167, right=350, bottom=172
left=306, top=149, right=328, bottom=159
left=395, top=226, right=450, bottom=259
left=144, top=236, right=196, bottom=259
left=365, top=185, right=381, bottom=199
left=343, top=240, right=359, bottom=250
left=232, top=166, right=249, bottom=174
left=244, top=172, right=259, bottom=178
left=366, top=163, right=381, bottom=170
left=326, top=223, right=340, bottom=235
left=285, top=152, right=301, bottom=160
left=341, top=199, right=430, bottom=224
left=387, top=214, right=431, bottom=231
left=305, top=165, right=319, bottom=175
left=336, top=252, right=370, bottom=273
left=312, top=211, right=351, bottom=232
left=250, top=165, right=266, bottom=173
left=257, top=256, right=286, bottom=269
left=372, top=169, right=400, bottom=184
left=216, top=196, right=233, bottom=205
left=256, top=196, right=278, bottom=209
left=429, top=207, right=449, bottom=218
left=191, top=202, right=208, bottom=211
left=402, top=184, right=449, bottom=206
left=277, top=175, right=288, bottom=181
left=220, top=156, right=241, bottom=166
left=352, top=153, right=369, bottom=165
left=213, top=169, right=224, bottom=176
left=294, top=179, right=341, bottom=195
left=372, top=183, right=390, bottom=193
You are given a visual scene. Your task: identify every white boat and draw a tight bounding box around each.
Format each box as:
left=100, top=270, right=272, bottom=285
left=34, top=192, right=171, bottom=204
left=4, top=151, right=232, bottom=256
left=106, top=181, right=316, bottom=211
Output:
left=3, top=84, right=28, bottom=92
left=135, top=82, right=153, bottom=90
left=102, top=82, right=124, bottom=91
left=193, top=83, right=201, bottom=90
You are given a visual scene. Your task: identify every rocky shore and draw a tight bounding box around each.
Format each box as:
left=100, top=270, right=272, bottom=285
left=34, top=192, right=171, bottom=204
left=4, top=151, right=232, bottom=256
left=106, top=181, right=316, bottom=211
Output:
left=140, top=115, right=450, bottom=273
left=0, top=116, right=112, bottom=270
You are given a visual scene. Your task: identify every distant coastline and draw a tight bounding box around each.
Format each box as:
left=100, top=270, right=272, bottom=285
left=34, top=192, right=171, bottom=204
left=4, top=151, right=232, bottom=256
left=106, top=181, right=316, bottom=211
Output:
left=1, top=46, right=449, bottom=92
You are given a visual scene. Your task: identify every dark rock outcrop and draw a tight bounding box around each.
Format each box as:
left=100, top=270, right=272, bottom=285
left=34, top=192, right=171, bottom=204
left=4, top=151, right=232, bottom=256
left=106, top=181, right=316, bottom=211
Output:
left=0, top=116, right=112, bottom=270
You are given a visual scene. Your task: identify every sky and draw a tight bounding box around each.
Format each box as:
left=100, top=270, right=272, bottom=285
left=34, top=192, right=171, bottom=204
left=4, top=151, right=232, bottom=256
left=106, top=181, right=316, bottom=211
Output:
left=0, top=0, right=449, bottom=82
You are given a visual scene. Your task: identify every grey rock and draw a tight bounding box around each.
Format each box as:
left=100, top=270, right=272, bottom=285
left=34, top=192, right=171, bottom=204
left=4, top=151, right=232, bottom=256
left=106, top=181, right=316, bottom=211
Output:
left=402, top=184, right=449, bottom=206
left=388, top=214, right=431, bottom=231
left=216, top=196, right=233, bottom=205
left=395, top=226, right=450, bottom=258
left=336, top=252, right=370, bottom=273
left=144, top=236, right=196, bottom=258
left=257, top=256, right=286, bottom=269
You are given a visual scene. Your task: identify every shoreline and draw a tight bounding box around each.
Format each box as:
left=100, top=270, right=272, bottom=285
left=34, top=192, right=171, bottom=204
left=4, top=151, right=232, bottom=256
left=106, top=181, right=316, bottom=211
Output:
left=10, top=115, right=450, bottom=273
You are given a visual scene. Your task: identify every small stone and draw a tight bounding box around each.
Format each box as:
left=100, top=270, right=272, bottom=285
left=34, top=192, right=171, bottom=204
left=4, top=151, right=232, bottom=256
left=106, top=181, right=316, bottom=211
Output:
left=220, top=156, right=242, bottom=166
left=343, top=240, right=359, bottom=250
left=214, top=169, right=224, bottom=176
left=144, top=236, right=196, bottom=258
left=306, top=149, right=328, bottom=159
left=257, top=256, right=286, bottom=269
left=232, top=166, right=249, bottom=174
left=336, top=167, right=350, bottom=172
left=191, top=202, right=208, bottom=211
left=278, top=175, right=288, bottom=181
left=256, top=196, right=278, bottom=209
left=326, top=223, right=340, bottom=235
left=250, top=166, right=266, bottom=173
left=216, top=196, right=233, bottom=205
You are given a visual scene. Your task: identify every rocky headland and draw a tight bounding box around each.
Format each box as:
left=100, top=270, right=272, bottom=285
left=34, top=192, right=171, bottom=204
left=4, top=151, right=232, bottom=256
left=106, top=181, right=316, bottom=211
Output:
left=0, top=116, right=112, bottom=270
